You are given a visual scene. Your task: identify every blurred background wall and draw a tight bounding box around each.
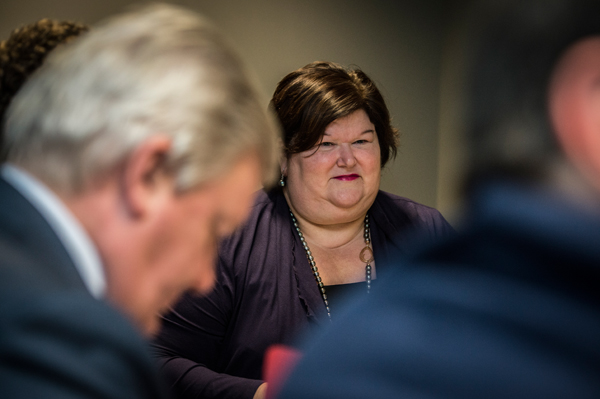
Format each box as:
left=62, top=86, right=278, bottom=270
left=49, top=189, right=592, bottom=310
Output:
left=0, top=0, right=468, bottom=224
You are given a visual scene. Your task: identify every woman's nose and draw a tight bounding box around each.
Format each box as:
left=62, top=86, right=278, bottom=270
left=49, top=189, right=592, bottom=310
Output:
left=336, top=144, right=357, bottom=167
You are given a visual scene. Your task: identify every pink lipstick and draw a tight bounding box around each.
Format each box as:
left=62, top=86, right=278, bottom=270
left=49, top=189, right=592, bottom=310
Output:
left=334, top=174, right=359, bottom=181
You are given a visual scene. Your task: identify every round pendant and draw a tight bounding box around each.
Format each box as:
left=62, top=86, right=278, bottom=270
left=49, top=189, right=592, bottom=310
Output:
left=359, top=246, right=374, bottom=264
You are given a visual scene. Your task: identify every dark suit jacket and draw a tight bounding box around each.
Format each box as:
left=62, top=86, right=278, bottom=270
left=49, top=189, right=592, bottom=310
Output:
left=152, top=188, right=453, bottom=399
left=0, top=177, right=167, bottom=398
left=279, top=182, right=600, bottom=399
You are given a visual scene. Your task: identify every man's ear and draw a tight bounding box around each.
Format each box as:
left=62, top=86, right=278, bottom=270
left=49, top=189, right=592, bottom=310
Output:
left=550, top=36, right=600, bottom=188
left=120, top=135, right=173, bottom=218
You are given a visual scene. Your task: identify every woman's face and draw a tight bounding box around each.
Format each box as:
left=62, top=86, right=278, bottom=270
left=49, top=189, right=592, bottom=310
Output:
left=282, top=109, right=381, bottom=225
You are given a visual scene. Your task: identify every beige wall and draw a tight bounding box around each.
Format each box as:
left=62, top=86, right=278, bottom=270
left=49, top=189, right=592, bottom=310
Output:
left=1, top=0, right=459, bottom=219
left=436, top=1, right=470, bottom=223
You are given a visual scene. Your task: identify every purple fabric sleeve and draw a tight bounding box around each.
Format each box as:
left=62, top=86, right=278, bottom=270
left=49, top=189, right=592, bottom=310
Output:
left=151, top=189, right=454, bottom=399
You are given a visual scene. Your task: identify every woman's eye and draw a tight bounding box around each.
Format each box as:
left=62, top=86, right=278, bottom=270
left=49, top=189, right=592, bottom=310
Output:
left=319, top=142, right=335, bottom=147
left=354, top=140, right=368, bottom=144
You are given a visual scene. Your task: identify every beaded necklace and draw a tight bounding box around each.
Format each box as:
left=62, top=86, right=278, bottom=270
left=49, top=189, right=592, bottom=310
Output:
left=289, top=211, right=374, bottom=320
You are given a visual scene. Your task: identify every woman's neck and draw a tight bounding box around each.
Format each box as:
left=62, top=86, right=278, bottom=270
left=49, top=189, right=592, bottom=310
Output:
left=283, top=189, right=375, bottom=285
left=296, top=212, right=365, bottom=250
left=284, top=194, right=366, bottom=250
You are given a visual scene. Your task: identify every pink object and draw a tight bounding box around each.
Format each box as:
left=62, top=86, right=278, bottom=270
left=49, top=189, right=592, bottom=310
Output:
left=263, top=344, right=303, bottom=399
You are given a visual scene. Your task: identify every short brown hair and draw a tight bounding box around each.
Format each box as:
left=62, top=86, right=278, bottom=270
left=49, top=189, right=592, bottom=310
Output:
left=270, top=61, right=399, bottom=167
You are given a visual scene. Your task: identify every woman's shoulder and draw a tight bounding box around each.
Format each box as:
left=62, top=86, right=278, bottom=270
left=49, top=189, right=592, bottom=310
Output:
left=373, top=190, right=454, bottom=236
left=375, top=190, right=441, bottom=216
left=218, top=188, right=289, bottom=258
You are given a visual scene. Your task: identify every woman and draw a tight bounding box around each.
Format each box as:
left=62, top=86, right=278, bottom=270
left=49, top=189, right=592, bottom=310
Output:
left=152, top=61, right=453, bottom=399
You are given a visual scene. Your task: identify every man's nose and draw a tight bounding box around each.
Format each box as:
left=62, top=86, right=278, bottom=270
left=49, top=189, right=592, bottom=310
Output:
left=192, top=249, right=218, bottom=294
left=192, top=266, right=216, bottom=294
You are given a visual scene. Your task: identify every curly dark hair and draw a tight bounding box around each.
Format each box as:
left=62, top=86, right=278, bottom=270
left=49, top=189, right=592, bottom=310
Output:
left=0, top=19, right=88, bottom=146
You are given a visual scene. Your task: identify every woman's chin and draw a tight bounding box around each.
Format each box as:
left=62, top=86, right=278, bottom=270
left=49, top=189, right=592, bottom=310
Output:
left=328, top=191, right=366, bottom=210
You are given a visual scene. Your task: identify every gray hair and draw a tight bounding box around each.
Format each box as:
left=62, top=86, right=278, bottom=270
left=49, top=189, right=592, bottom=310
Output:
left=3, top=4, right=280, bottom=193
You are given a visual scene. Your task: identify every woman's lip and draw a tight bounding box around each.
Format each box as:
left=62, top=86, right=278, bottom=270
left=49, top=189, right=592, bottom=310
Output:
left=333, top=174, right=359, bottom=181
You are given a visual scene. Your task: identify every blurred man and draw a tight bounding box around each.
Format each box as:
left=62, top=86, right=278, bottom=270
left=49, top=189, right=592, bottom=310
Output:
left=279, top=1, right=600, bottom=398
left=0, top=4, right=279, bottom=398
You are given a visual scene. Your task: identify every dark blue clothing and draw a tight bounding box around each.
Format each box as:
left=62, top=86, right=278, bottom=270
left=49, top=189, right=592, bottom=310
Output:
left=152, top=188, right=453, bottom=399
left=0, top=177, right=167, bottom=399
left=279, top=183, right=600, bottom=399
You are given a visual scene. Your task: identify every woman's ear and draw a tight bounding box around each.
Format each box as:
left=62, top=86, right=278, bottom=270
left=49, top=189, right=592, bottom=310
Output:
left=280, top=153, right=288, bottom=176
left=549, top=36, right=600, bottom=190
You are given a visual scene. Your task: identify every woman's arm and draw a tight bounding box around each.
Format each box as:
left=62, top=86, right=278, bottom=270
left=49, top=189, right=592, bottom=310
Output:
left=152, top=284, right=263, bottom=399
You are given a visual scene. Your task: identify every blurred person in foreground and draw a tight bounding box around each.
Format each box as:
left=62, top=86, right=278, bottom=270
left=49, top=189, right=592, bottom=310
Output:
left=0, top=18, right=88, bottom=153
left=279, top=0, right=600, bottom=398
left=0, top=3, right=279, bottom=398
left=152, top=61, right=453, bottom=399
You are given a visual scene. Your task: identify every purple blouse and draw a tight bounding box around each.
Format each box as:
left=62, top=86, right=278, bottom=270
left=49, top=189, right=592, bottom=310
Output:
left=152, top=189, right=453, bottom=399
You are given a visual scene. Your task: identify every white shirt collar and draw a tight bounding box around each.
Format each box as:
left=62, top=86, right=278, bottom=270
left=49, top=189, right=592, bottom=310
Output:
left=1, top=164, right=106, bottom=298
